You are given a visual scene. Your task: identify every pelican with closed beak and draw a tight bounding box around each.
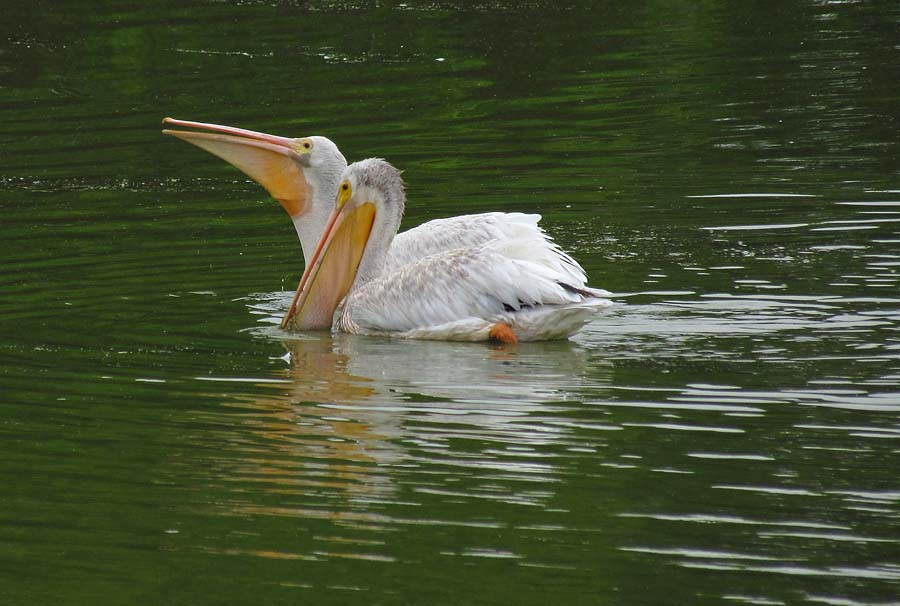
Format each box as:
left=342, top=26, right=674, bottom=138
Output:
left=283, top=159, right=611, bottom=342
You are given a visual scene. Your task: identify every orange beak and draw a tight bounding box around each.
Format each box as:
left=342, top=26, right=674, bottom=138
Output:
left=161, top=117, right=309, bottom=218
left=281, top=198, right=376, bottom=330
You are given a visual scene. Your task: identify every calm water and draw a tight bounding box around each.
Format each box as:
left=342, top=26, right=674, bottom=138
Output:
left=3, top=1, right=900, bottom=604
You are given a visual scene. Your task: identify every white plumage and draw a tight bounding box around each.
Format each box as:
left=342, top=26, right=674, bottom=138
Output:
left=385, top=212, right=545, bottom=273
left=340, top=235, right=611, bottom=341
left=287, top=159, right=611, bottom=342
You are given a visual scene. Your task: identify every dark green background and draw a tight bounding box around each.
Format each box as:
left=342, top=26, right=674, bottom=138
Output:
left=2, top=1, right=899, bottom=604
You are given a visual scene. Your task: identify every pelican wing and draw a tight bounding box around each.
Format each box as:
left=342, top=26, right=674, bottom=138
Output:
left=340, top=233, right=611, bottom=341
left=386, top=212, right=549, bottom=273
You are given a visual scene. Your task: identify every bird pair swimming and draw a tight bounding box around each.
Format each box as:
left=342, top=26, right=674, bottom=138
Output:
left=162, top=118, right=611, bottom=342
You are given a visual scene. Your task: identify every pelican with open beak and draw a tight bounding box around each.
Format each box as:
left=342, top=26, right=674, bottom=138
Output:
left=162, top=118, right=571, bottom=285
left=282, top=159, right=611, bottom=341
left=162, top=117, right=346, bottom=262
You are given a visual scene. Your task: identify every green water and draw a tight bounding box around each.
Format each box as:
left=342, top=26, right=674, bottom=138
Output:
left=3, top=1, right=900, bottom=604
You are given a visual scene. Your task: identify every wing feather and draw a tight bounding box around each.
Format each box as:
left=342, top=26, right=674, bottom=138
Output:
left=340, top=229, right=610, bottom=340
left=385, top=212, right=544, bottom=273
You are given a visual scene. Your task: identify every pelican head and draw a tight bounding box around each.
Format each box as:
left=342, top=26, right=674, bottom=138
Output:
left=281, top=159, right=405, bottom=330
left=161, top=118, right=347, bottom=259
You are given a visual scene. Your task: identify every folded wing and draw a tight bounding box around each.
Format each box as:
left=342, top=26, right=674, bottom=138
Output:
left=341, top=230, right=611, bottom=341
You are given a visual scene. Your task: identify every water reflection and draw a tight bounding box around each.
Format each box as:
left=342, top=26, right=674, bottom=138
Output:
left=180, top=310, right=900, bottom=601
left=195, top=326, right=612, bottom=523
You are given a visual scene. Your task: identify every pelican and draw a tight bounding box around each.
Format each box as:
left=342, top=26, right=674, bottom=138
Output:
left=283, top=159, right=611, bottom=342
left=162, top=118, right=548, bottom=279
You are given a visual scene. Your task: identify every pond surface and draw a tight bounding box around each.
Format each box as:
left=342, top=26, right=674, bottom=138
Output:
left=2, top=1, right=900, bottom=604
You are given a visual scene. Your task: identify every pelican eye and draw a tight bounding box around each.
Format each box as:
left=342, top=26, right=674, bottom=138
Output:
left=337, top=181, right=352, bottom=208
left=302, top=141, right=311, bottom=149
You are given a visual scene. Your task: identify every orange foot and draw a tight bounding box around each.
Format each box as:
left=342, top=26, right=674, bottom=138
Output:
left=488, top=322, right=518, bottom=344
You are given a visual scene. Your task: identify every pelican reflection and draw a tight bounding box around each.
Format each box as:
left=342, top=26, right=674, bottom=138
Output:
left=206, top=329, right=611, bottom=524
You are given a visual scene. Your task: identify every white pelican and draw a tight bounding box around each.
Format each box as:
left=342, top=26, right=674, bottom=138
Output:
left=283, top=159, right=611, bottom=342
left=162, top=118, right=549, bottom=285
